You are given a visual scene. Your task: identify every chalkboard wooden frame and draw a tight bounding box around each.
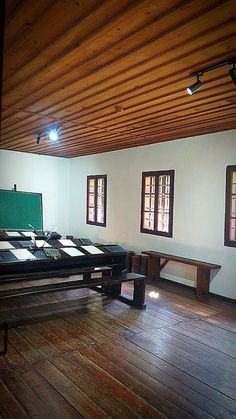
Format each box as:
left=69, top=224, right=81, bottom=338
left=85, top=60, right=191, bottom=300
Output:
left=0, top=189, right=43, bottom=230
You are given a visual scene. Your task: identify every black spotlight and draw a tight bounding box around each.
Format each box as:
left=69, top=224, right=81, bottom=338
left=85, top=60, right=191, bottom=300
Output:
left=187, top=75, right=202, bottom=95
left=229, top=64, right=236, bottom=85
left=36, top=133, right=41, bottom=144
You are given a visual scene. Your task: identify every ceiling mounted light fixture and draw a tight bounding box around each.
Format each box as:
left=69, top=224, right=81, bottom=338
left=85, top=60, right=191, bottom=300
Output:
left=35, top=125, right=62, bottom=145
left=36, top=133, right=41, bottom=144
left=187, top=57, right=236, bottom=95
left=48, top=128, right=58, bottom=141
left=187, top=73, right=203, bottom=95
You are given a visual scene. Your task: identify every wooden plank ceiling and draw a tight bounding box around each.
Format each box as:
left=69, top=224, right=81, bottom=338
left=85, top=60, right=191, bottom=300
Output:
left=1, top=0, right=236, bottom=158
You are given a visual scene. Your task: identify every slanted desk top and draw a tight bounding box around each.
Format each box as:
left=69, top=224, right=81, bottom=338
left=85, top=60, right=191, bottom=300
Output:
left=0, top=238, right=127, bottom=280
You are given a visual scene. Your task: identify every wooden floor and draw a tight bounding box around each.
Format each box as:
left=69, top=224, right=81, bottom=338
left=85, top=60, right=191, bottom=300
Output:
left=0, top=280, right=235, bottom=419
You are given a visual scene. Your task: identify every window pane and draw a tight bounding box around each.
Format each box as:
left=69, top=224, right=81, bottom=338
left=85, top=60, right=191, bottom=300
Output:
left=97, top=207, right=104, bottom=224
left=143, top=211, right=154, bottom=230
left=232, top=181, right=236, bottom=194
left=98, top=177, right=103, bottom=187
left=145, top=176, right=155, bottom=194
left=97, top=178, right=104, bottom=194
left=230, top=218, right=236, bottom=241
left=157, top=211, right=169, bottom=232
left=89, top=193, right=95, bottom=207
left=89, top=208, right=95, bottom=222
left=144, top=194, right=155, bottom=211
left=89, top=179, right=95, bottom=192
left=231, top=196, right=236, bottom=217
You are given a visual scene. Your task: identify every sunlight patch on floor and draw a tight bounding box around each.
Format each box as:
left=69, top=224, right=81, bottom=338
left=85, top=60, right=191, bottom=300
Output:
left=149, top=291, right=159, bottom=299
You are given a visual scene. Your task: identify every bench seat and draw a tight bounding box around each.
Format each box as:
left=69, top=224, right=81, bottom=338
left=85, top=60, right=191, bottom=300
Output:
left=142, top=251, right=221, bottom=300
left=0, top=271, right=146, bottom=355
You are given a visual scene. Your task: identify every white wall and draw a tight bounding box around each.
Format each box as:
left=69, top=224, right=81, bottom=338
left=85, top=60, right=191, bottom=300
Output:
left=0, top=150, right=70, bottom=237
left=1, top=131, right=235, bottom=298
left=69, top=130, right=236, bottom=299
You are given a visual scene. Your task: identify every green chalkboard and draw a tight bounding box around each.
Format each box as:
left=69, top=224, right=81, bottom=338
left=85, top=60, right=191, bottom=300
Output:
left=0, top=189, right=43, bottom=230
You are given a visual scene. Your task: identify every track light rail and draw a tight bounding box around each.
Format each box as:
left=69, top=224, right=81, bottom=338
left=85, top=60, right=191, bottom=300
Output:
left=190, top=57, right=236, bottom=78
left=187, top=57, right=236, bottom=95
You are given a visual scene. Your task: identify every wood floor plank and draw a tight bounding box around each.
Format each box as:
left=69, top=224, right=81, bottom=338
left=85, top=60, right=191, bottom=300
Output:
left=21, top=369, right=80, bottom=419
left=189, top=318, right=236, bottom=344
left=89, top=341, right=214, bottom=419
left=60, top=302, right=235, bottom=409
left=58, top=308, right=236, bottom=418
left=1, top=371, right=56, bottom=419
left=34, top=359, right=115, bottom=418
left=99, top=340, right=235, bottom=419
left=152, top=326, right=236, bottom=377
left=0, top=281, right=235, bottom=418
left=15, top=327, right=62, bottom=359
left=28, top=319, right=159, bottom=418
left=0, top=378, right=29, bottom=419
left=138, top=325, right=236, bottom=379
left=169, top=320, right=236, bottom=357
left=205, top=312, right=236, bottom=333
left=1, top=342, right=31, bottom=371
left=8, top=329, right=43, bottom=364
left=126, top=332, right=236, bottom=401
left=69, top=349, right=171, bottom=419
left=51, top=354, right=141, bottom=419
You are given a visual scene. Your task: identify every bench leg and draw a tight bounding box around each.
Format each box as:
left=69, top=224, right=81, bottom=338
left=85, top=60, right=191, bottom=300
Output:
left=133, top=278, right=146, bottom=309
left=108, top=279, right=146, bottom=310
left=147, top=255, right=161, bottom=281
left=92, top=279, right=146, bottom=310
left=0, top=323, right=8, bottom=356
left=196, top=268, right=210, bottom=300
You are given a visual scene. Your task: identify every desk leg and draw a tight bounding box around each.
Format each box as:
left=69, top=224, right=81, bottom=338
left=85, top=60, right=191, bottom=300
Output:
left=196, top=268, right=210, bottom=300
left=133, top=278, right=146, bottom=309
left=147, top=255, right=161, bottom=281
left=0, top=323, right=8, bottom=356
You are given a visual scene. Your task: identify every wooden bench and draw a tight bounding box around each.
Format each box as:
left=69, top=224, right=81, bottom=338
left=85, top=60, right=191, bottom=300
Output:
left=142, top=251, right=221, bottom=300
left=0, top=269, right=146, bottom=355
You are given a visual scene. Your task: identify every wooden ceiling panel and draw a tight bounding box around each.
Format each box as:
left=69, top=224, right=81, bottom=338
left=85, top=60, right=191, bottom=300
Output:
left=1, top=0, right=236, bottom=157
left=5, top=1, right=232, bottom=109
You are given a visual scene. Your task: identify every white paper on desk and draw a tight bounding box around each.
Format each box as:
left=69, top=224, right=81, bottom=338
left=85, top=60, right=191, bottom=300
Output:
left=91, top=272, right=103, bottom=278
left=21, top=231, right=37, bottom=237
left=0, top=241, right=15, bottom=250
left=10, top=249, right=36, bottom=260
left=5, top=231, right=21, bottom=237
left=58, top=239, right=76, bottom=246
left=81, top=245, right=104, bottom=254
left=61, top=247, right=85, bottom=257
left=35, top=240, right=51, bottom=248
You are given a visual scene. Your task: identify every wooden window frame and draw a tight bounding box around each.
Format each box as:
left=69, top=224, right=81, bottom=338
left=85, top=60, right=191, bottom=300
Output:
left=224, top=165, right=236, bottom=247
left=140, top=170, right=174, bottom=237
left=86, top=175, right=107, bottom=227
